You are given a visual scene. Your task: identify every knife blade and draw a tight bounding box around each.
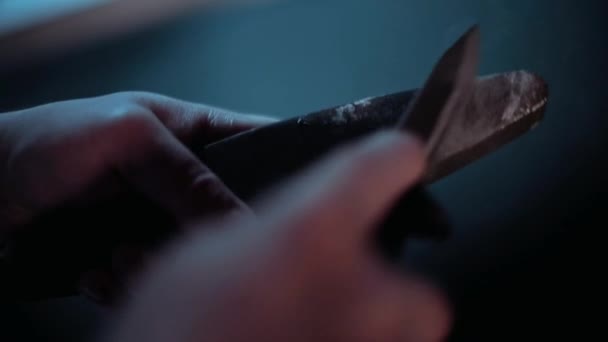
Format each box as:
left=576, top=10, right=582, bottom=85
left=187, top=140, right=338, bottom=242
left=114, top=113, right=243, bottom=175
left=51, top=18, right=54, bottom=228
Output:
left=202, top=70, right=547, bottom=201
left=3, top=28, right=548, bottom=300
left=375, top=25, right=479, bottom=261
left=398, top=25, right=479, bottom=164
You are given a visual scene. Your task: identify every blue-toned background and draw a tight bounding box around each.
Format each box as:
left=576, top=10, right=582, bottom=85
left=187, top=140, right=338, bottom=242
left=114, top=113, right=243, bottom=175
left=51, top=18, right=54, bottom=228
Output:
left=1, top=0, right=606, bottom=340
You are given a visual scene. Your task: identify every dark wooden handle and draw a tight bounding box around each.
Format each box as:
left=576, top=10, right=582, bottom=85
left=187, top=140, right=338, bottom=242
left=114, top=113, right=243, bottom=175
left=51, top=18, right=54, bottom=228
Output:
left=199, top=89, right=416, bottom=200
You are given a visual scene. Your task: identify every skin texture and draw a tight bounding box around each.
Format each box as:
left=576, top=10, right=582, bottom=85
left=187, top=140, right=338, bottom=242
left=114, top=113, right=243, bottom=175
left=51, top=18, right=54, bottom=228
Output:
left=0, top=92, right=276, bottom=300
left=109, top=131, right=451, bottom=342
left=0, top=94, right=451, bottom=341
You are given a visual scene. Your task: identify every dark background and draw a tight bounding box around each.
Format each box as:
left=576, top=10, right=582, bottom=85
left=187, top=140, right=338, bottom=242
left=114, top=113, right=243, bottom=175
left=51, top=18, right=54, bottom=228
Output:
left=1, top=0, right=606, bottom=340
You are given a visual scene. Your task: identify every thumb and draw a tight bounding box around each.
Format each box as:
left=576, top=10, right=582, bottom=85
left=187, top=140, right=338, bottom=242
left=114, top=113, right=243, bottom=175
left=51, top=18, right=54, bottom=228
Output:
left=258, top=130, right=426, bottom=252
left=113, top=116, right=247, bottom=225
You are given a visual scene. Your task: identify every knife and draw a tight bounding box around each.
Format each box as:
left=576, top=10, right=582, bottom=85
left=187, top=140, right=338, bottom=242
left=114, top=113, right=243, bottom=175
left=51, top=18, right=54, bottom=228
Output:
left=397, top=25, right=479, bottom=166
left=1, top=28, right=549, bottom=300
left=373, top=24, right=479, bottom=261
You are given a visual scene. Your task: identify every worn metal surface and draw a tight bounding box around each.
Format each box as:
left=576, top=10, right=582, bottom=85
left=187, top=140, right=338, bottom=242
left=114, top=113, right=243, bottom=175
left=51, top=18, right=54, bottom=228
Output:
left=202, top=70, right=548, bottom=201
left=376, top=25, right=480, bottom=261
left=398, top=25, right=479, bottom=162
left=429, top=71, right=548, bottom=182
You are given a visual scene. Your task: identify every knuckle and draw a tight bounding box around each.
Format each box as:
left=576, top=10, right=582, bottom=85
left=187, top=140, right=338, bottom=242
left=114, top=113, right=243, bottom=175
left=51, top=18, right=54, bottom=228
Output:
left=205, top=108, right=229, bottom=129
left=188, top=171, right=239, bottom=210
left=114, top=90, right=157, bottom=103
left=106, top=106, right=160, bottom=142
left=190, top=172, right=223, bottom=197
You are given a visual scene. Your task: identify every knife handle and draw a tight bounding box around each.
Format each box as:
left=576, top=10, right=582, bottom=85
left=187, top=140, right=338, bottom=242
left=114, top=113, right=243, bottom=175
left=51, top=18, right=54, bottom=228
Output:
left=1, top=88, right=448, bottom=300
left=199, top=90, right=416, bottom=201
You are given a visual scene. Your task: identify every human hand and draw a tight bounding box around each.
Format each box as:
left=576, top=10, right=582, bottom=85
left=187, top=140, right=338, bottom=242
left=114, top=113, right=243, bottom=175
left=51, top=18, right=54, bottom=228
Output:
left=110, top=131, right=451, bottom=342
left=0, top=92, right=276, bottom=300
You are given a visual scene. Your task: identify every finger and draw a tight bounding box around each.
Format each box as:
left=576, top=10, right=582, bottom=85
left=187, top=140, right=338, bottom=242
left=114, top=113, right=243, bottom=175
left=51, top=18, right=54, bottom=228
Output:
left=132, top=92, right=278, bottom=145
left=259, top=130, right=425, bottom=250
left=107, top=113, right=248, bottom=224
left=362, top=271, right=452, bottom=342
